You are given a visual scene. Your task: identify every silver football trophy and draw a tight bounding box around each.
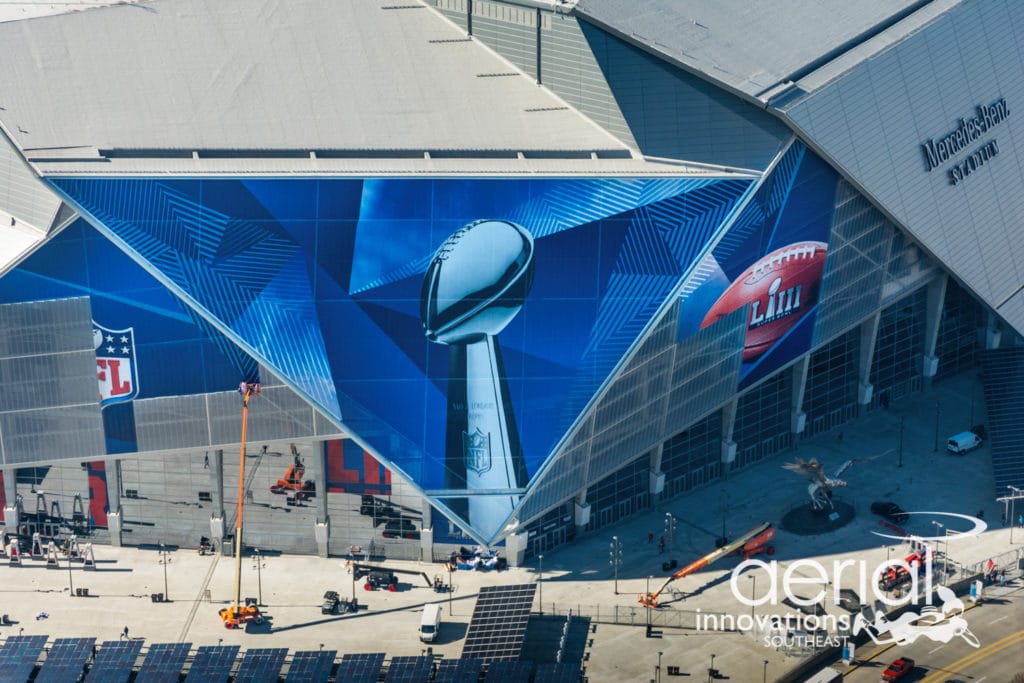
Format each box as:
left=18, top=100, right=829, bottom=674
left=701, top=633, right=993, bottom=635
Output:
left=421, top=219, right=534, bottom=535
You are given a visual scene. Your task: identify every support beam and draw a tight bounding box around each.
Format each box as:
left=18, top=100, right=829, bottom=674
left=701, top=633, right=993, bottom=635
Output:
left=3, top=469, right=18, bottom=530
left=720, top=399, right=738, bottom=471
left=980, top=311, right=1002, bottom=350
left=420, top=502, right=433, bottom=562
left=921, top=274, right=948, bottom=384
left=790, top=356, right=810, bottom=436
left=504, top=530, right=528, bottom=567
left=208, top=449, right=226, bottom=549
left=648, top=443, right=665, bottom=499
left=311, top=443, right=329, bottom=557
left=858, top=312, right=880, bottom=405
left=104, top=459, right=123, bottom=547
left=574, top=490, right=590, bottom=530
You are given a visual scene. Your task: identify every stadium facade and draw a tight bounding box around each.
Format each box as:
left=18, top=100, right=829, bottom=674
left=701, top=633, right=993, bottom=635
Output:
left=0, top=0, right=1021, bottom=563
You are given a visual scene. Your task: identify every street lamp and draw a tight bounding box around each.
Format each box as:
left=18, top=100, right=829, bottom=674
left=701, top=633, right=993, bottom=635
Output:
left=67, top=541, right=75, bottom=597
left=656, top=651, right=663, bottom=683
left=719, top=492, right=729, bottom=547
left=933, top=401, right=941, bottom=452
left=158, top=542, right=171, bottom=602
left=748, top=574, right=756, bottom=619
left=665, top=513, right=677, bottom=565
left=646, top=575, right=652, bottom=634
left=886, top=546, right=894, bottom=563
left=708, top=653, right=716, bottom=683
left=447, top=561, right=453, bottom=616
left=609, top=536, right=622, bottom=595
left=762, top=659, right=768, bottom=683
left=932, top=521, right=944, bottom=582
left=897, top=417, right=904, bottom=468
left=252, top=548, right=264, bottom=606
left=538, top=554, right=544, bottom=615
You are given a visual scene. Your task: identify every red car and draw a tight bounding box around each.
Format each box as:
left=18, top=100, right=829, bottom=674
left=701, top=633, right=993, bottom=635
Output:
left=881, top=657, right=915, bottom=681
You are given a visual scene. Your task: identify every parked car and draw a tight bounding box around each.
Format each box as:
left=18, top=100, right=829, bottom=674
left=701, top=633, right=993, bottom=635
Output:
left=364, top=570, right=398, bottom=592
left=382, top=518, right=420, bottom=540
left=871, top=501, right=909, bottom=525
left=881, top=657, right=915, bottom=681
left=321, top=590, right=341, bottom=614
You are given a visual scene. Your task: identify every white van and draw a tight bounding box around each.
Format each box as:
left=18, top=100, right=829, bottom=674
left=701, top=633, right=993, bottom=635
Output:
left=419, top=603, right=442, bottom=642
left=946, top=431, right=982, bottom=455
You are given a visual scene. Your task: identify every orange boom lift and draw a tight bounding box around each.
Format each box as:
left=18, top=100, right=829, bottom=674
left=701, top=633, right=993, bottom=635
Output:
left=219, top=382, right=263, bottom=629
left=639, top=521, right=774, bottom=608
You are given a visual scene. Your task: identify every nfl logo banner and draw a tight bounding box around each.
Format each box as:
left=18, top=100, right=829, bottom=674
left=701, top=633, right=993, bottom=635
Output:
left=94, top=322, right=139, bottom=407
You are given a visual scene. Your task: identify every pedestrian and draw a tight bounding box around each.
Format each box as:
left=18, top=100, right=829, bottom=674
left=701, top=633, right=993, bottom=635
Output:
left=658, top=536, right=665, bottom=554
left=122, top=626, right=129, bottom=641
left=204, top=453, right=210, bottom=469
left=999, top=569, right=1006, bottom=586
left=648, top=532, right=654, bottom=544
left=1018, top=514, right=1023, bottom=528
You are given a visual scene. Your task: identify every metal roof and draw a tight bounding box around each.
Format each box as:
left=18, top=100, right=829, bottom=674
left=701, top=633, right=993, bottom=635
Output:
left=572, top=0, right=934, bottom=101
left=0, top=0, right=143, bottom=24
left=0, top=0, right=629, bottom=165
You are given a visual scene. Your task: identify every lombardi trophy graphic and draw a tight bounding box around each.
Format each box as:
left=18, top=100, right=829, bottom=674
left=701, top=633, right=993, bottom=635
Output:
left=421, top=219, right=533, bottom=536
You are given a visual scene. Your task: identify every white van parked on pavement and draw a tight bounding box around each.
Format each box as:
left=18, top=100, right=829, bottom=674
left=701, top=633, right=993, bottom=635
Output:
left=946, top=431, right=982, bottom=455
left=419, top=603, right=442, bottom=642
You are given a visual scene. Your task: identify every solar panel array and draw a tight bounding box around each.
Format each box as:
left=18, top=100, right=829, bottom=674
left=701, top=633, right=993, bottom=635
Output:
left=284, top=649, right=337, bottom=683
left=434, top=657, right=483, bottom=682
left=385, top=654, right=434, bottom=681
left=233, top=647, right=288, bottom=683
left=484, top=659, right=533, bottom=682
left=85, top=639, right=143, bottom=682
left=36, top=636, right=96, bottom=683
left=334, top=652, right=385, bottom=683
left=184, top=644, right=240, bottom=683
left=0, top=635, right=48, bottom=683
left=462, top=584, right=537, bottom=662
left=534, top=662, right=582, bottom=683
left=137, top=642, right=193, bottom=683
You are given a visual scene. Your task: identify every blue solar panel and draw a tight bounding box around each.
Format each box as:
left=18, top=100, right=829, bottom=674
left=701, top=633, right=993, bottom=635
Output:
left=234, top=647, right=288, bottom=683
left=137, top=642, right=193, bottom=683
left=0, top=635, right=48, bottom=683
left=434, top=658, right=483, bottom=683
left=385, top=655, right=434, bottom=681
left=334, top=652, right=385, bottom=683
left=534, top=662, right=581, bottom=683
left=84, top=639, right=143, bottom=682
left=284, top=650, right=336, bottom=682
left=184, top=644, right=240, bottom=683
left=484, top=660, right=532, bottom=682
left=35, top=637, right=96, bottom=683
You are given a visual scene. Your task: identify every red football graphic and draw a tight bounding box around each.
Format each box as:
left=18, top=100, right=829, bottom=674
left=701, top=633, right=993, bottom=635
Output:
left=700, top=241, right=828, bottom=362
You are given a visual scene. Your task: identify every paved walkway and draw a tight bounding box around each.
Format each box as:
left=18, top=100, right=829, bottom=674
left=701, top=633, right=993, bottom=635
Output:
left=0, top=371, right=1020, bottom=682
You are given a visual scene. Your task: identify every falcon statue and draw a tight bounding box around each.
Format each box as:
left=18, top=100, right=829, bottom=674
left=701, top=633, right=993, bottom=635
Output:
left=782, top=453, right=886, bottom=510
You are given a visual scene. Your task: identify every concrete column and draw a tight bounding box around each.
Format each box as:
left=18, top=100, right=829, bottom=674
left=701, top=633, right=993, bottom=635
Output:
left=311, top=443, right=329, bottom=557
left=921, top=274, right=948, bottom=383
left=3, top=469, right=18, bottom=530
left=573, top=490, right=590, bottom=532
left=791, top=356, right=810, bottom=436
left=104, top=459, right=123, bottom=547
left=980, top=311, right=1002, bottom=350
left=504, top=530, right=528, bottom=567
left=648, top=443, right=665, bottom=499
left=720, top=399, right=738, bottom=471
left=858, top=313, right=881, bottom=405
left=419, top=503, right=433, bottom=562
left=208, top=450, right=226, bottom=547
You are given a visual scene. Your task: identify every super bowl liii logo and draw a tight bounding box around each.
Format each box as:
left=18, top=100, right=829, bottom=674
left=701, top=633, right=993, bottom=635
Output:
left=921, top=97, right=1009, bottom=185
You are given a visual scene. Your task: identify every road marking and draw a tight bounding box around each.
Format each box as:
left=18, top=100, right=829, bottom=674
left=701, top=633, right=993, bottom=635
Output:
left=928, top=644, right=944, bottom=654
left=974, top=677, right=986, bottom=682
left=920, top=629, right=1024, bottom=683
left=988, top=614, right=1008, bottom=624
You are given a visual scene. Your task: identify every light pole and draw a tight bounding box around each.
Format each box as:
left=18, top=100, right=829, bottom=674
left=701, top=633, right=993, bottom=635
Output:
left=708, top=653, right=716, bottom=683
left=719, top=492, right=729, bottom=547
left=748, top=574, right=756, bottom=619
left=646, top=575, right=652, bottom=633
left=609, top=536, right=622, bottom=595
left=538, top=554, right=544, bottom=615
left=158, top=542, right=171, bottom=602
left=762, top=659, right=768, bottom=683
left=252, top=548, right=264, bottom=606
left=67, top=542, right=74, bottom=597
left=932, top=521, right=944, bottom=582
left=897, top=417, right=904, bottom=468
left=447, top=561, right=453, bottom=616
left=665, top=513, right=677, bottom=565
left=933, top=401, right=940, bottom=452
left=886, top=546, right=893, bottom=563
left=656, top=651, right=663, bottom=683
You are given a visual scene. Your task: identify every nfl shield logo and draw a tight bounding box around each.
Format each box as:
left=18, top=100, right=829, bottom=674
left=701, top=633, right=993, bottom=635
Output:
left=94, top=322, right=139, bottom=407
left=462, top=428, right=492, bottom=476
